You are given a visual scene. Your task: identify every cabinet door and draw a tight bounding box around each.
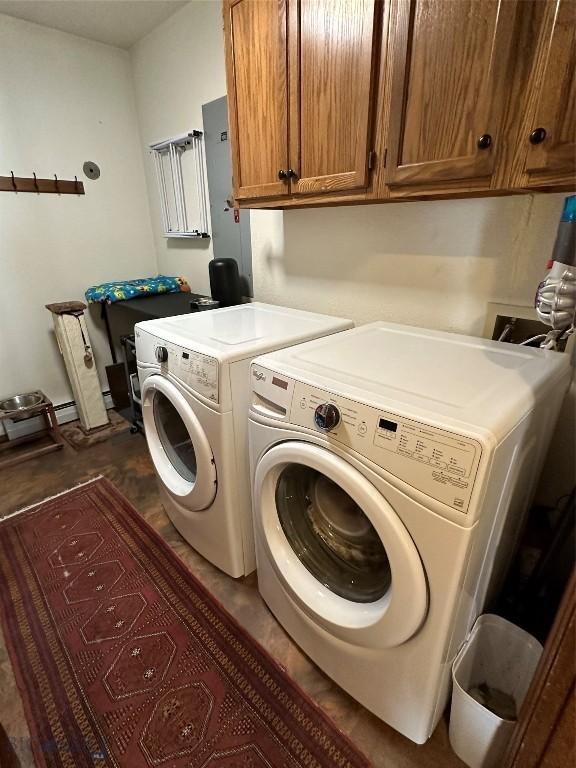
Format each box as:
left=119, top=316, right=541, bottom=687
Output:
left=515, top=0, right=576, bottom=188
left=288, top=0, right=380, bottom=196
left=224, top=0, right=289, bottom=200
left=385, top=0, right=517, bottom=192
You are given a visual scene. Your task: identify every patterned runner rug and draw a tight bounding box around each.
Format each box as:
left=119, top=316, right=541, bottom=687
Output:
left=0, top=478, right=370, bottom=768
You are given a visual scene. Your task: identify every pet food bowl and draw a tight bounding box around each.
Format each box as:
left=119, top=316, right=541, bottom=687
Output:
left=0, top=392, right=44, bottom=419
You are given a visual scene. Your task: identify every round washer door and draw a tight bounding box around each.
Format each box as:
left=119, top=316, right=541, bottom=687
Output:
left=254, top=441, right=428, bottom=648
left=142, top=375, right=216, bottom=511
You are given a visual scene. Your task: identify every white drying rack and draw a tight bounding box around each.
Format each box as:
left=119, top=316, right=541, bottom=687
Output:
left=149, top=131, right=210, bottom=239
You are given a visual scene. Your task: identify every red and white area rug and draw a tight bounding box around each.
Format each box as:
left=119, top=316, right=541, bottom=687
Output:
left=0, top=477, right=370, bottom=768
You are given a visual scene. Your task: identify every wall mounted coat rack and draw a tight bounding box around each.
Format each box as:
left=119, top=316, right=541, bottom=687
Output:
left=0, top=172, right=84, bottom=195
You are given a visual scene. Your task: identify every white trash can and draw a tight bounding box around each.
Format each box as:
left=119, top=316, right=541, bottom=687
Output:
left=449, top=614, right=543, bottom=768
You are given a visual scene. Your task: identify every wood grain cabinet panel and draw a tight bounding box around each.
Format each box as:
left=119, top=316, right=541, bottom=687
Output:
left=511, top=0, right=576, bottom=189
left=288, top=0, right=380, bottom=196
left=385, top=0, right=518, bottom=192
left=504, top=570, right=576, bottom=768
left=223, top=0, right=575, bottom=208
left=224, top=0, right=289, bottom=200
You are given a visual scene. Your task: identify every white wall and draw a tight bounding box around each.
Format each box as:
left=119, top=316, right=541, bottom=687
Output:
left=251, top=194, right=566, bottom=335
left=0, top=13, right=156, bottom=406
left=130, top=0, right=227, bottom=297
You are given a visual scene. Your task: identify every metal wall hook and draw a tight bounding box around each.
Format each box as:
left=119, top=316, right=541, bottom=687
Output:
left=54, top=173, right=59, bottom=192
left=74, top=175, right=79, bottom=193
left=33, top=172, right=39, bottom=192
left=10, top=171, right=16, bottom=190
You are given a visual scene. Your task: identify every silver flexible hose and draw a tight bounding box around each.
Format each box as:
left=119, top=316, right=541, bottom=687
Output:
left=536, top=265, right=576, bottom=332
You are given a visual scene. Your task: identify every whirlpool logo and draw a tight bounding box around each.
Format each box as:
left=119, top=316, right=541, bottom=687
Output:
left=252, top=370, right=266, bottom=382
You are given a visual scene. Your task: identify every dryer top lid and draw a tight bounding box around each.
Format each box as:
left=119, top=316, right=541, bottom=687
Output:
left=253, top=322, right=570, bottom=438
left=136, top=303, right=353, bottom=362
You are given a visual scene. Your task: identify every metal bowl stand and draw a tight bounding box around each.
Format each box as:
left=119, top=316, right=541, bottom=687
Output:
left=0, top=391, right=64, bottom=470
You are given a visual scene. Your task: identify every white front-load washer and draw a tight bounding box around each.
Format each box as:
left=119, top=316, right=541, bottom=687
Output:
left=248, top=322, right=570, bottom=743
left=135, top=303, right=352, bottom=578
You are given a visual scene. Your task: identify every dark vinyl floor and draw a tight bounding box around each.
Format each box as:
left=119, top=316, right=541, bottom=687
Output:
left=0, top=430, right=464, bottom=768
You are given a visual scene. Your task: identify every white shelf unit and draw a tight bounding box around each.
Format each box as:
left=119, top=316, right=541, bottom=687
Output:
left=150, top=131, right=210, bottom=239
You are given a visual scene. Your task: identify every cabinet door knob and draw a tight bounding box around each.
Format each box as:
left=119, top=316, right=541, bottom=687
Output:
left=286, top=169, right=298, bottom=179
left=278, top=169, right=288, bottom=180
left=477, top=134, right=492, bottom=150
left=529, top=127, right=547, bottom=145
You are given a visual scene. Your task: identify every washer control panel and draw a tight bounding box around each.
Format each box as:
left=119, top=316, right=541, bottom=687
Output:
left=159, top=343, right=219, bottom=403
left=289, top=380, right=482, bottom=513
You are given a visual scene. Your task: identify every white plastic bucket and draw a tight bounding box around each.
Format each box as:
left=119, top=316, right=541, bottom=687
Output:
left=449, top=614, right=543, bottom=768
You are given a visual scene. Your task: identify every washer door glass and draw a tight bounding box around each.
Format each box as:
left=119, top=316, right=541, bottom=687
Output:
left=153, top=390, right=197, bottom=482
left=276, top=463, right=391, bottom=603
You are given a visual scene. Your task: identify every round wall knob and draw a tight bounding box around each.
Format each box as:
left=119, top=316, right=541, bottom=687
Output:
left=314, top=403, right=341, bottom=432
left=155, top=346, right=168, bottom=363
left=529, top=127, right=547, bottom=145
left=278, top=169, right=288, bottom=180
left=477, top=134, right=492, bottom=150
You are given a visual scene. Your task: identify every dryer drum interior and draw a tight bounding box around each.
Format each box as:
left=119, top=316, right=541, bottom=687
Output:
left=153, top=390, right=197, bottom=482
left=141, top=374, right=217, bottom=512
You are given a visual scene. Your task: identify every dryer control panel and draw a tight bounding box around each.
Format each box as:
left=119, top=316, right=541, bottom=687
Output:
left=136, top=328, right=219, bottom=402
left=160, top=344, right=218, bottom=402
left=288, top=380, right=482, bottom=514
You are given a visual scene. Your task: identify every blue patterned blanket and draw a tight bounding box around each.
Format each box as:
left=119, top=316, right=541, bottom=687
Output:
left=85, top=275, right=190, bottom=304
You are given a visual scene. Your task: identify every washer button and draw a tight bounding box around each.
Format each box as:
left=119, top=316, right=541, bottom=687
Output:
left=358, top=421, right=368, bottom=436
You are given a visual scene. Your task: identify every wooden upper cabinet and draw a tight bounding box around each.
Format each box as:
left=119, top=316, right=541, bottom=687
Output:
left=385, top=0, right=518, bottom=192
left=224, top=0, right=289, bottom=200
left=288, top=0, right=380, bottom=196
left=223, top=0, right=575, bottom=208
left=512, top=0, right=576, bottom=189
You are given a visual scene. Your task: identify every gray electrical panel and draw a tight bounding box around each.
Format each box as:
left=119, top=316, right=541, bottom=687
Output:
left=202, top=96, right=253, bottom=296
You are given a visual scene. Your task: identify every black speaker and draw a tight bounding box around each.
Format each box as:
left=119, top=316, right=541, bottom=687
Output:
left=209, top=258, right=242, bottom=307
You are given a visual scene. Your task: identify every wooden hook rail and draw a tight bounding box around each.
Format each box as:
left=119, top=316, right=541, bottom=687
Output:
left=0, top=173, right=85, bottom=195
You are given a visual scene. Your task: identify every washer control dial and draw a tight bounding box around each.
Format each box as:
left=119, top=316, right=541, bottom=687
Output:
left=155, top=346, right=168, bottom=363
left=314, top=402, right=341, bottom=432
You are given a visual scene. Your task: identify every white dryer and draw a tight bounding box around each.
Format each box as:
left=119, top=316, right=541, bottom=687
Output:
left=135, top=303, right=352, bottom=578
left=248, top=323, right=570, bottom=743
